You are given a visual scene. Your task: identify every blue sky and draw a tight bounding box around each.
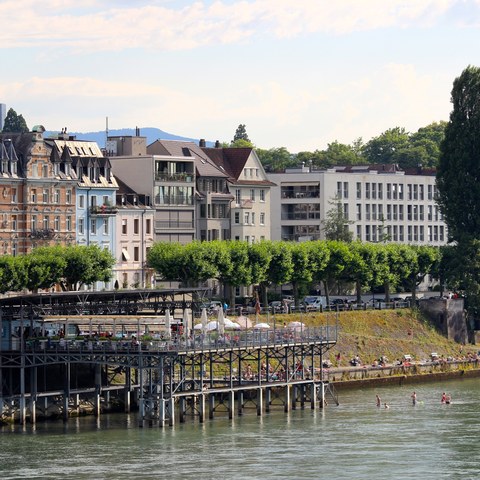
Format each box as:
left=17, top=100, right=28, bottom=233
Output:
left=1, top=0, right=479, bottom=152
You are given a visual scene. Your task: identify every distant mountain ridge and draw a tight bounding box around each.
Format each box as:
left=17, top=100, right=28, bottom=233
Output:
left=45, top=127, right=214, bottom=148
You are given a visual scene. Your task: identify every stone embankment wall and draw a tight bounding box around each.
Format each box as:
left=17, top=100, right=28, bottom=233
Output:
left=328, top=358, right=480, bottom=389
left=418, top=297, right=467, bottom=344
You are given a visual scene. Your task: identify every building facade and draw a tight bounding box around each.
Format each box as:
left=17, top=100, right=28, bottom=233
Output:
left=268, top=164, right=447, bottom=245
left=0, top=127, right=77, bottom=256
left=108, top=135, right=196, bottom=244
left=115, top=179, right=155, bottom=289
left=203, top=146, right=274, bottom=244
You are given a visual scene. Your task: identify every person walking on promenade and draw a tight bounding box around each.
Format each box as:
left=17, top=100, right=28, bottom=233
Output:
left=376, top=394, right=381, bottom=407
left=411, top=391, right=417, bottom=406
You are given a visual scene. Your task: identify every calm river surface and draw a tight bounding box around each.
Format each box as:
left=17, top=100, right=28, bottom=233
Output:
left=2, top=378, right=480, bottom=480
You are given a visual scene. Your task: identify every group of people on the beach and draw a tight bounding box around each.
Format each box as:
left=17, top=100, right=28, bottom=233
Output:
left=375, top=391, right=452, bottom=409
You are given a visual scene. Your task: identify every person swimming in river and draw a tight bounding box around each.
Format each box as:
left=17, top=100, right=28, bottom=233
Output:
left=441, top=392, right=447, bottom=403
left=445, top=394, right=452, bottom=404
left=384, top=402, right=390, bottom=409
left=376, top=394, right=381, bottom=407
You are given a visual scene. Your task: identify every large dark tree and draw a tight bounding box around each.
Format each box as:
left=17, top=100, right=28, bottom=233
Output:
left=2, top=108, right=29, bottom=133
left=437, top=65, right=480, bottom=320
left=437, top=66, right=480, bottom=242
left=232, top=124, right=251, bottom=145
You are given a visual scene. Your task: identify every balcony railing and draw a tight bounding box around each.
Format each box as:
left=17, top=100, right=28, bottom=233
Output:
left=155, top=220, right=195, bottom=230
left=281, top=190, right=320, bottom=199
left=155, top=172, right=194, bottom=182
left=154, top=195, right=194, bottom=206
left=281, top=212, right=321, bottom=221
left=30, top=228, right=55, bottom=240
left=90, top=205, right=118, bottom=215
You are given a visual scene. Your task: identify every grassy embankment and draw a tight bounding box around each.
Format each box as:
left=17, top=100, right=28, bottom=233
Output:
left=267, top=308, right=475, bottom=365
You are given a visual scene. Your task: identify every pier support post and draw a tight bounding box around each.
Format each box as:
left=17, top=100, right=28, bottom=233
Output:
left=179, top=397, right=186, bottom=423
left=300, top=384, right=305, bottom=409
left=158, top=399, right=165, bottom=427
left=30, top=366, right=37, bottom=425
left=209, top=392, right=215, bottom=419
left=310, top=383, right=317, bottom=410
left=168, top=398, right=175, bottom=426
left=319, top=382, right=325, bottom=409
left=237, top=390, right=244, bottom=416
left=19, top=364, right=26, bottom=425
left=257, top=388, right=263, bottom=416
left=265, top=387, right=271, bottom=413
left=292, top=385, right=297, bottom=410
left=199, top=394, right=206, bottom=423
left=124, top=368, right=131, bottom=413
left=94, top=364, right=101, bottom=418
left=228, top=391, right=235, bottom=419
left=284, top=385, right=291, bottom=413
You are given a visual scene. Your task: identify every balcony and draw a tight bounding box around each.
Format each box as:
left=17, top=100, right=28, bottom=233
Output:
left=155, top=172, right=194, bottom=183
left=154, top=195, right=194, bottom=206
left=281, top=212, right=320, bottom=221
left=30, top=228, right=55, bottom=240
left=90, top=205, right=118, bottom=216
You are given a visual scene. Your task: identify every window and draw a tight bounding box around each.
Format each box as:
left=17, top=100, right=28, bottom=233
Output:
left=91, top=219, right=97, bottom=234
left=371, top=183, right=377, bottom=199
left=103, top=218, right=109, bottom=235
left=392, top=183, right=397, bottom=200
left=365, top=225, right=371, bottom=242
left=43, top=215, right=49, bottom=230
left=66, top=189, right=72, bottom=204
left=260, top=189, right=265, bottom=202
left=78, top=218, right=84, bottom=235
left=260, top=213, right=265, bottom=225
left=356, top=225, right=361, bottom=239
left=54, top=216, right=60, bottom=231
left=66, top=216, right=72, bottom=231
left=387, top=204, right=392, bottom=221
left=413, top=184, right=418, bottom=200
left=235, top=190, right=241, bottom=205
left=399, top=205, right=404, bottom=221
left=419, top=184, right=424, bottom=201
left=399, top=225, right=404, bottom=241
left=31, top=189, right=37, bottom=203
left=356, top=182, right=361, bottom=199
left=11, top=188, right=17, bottom=203
left=428, top=205, right=433, bottom=221
left=122, top=219, right=127, bottom=234
left=244, top=212, right=249, bottom=224
left=343, top=182, right=349, bottom=199
left=428, top=185, right=433, bottom=200
left=250, top=189, right=255, bottom=201
left=393, top=225, right=398, bottom=242
left=398, top=184, right=404, bottom=200
left=372, top=204, right=377, bottom=221
left=251, top=212, right=255, bottom=225
left=134, top=247, right=140, bottom=262
left=54, top=189, right=60, bottom=204
left=356, top=204, right=362, bottom=221
left=234, top=212, right=240, bottom=224
left=134, top=218, right=139, bottom=234
left=11, top=215, right=17, bottom=231
left=79, top=195, right=85, bottom=208
left=146, top=219, right=151, bottom=234
left=407, top=184, right=412, bottom=201
left=365, top=204, right=370, bottom=221
left=337, top=182, right=342, bottom=198
left=31, top=215, right=37, bottom=231
left=407, top=205, right=412, bottom=221
left=365, top=183, right=370, bottom=199
left=386, top=183, right=391, bottom=200
left=378, top=183, right=383, bottom=199
left=43, top=189, right=49, bottom=203
left=42, top=164, right=48, bottom=178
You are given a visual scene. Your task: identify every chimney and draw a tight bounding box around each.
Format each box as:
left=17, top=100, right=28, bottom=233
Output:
left=215, top=140, right=220, bottom=148
left=199, top=138, right=206, bottom=148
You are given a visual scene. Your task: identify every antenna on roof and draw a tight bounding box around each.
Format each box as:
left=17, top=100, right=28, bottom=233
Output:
left=105, top=116, right=109, bottom=150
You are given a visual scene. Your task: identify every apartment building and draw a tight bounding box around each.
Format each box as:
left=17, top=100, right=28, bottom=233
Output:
left=107, top=135, right=196, bottom=244
left=115, top=178, right=155, bottom=289
left=203, top=146, right=274, bottom=244
left=0, top=126, right=77, bottom=256
left=147, top=139, right=233, bottom=242
left=268, top=164, right=447, bottom=245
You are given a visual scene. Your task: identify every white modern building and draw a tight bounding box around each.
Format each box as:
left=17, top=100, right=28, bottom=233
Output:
left=268, top=164, right=447, bottom=245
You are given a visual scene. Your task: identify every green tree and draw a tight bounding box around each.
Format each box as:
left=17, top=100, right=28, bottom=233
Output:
left=232, top=124, right=251, bottom=145
left=256, top=147, right=295, bottom=172
left=60, top=245, right=115, bottom=291
left=363, top=127, right=410, bottom=164
left=23, top=246, right=67, bottom=292
left=2, top=108, right=29, bottom=133
left=322, top=196, right=354, bottom=242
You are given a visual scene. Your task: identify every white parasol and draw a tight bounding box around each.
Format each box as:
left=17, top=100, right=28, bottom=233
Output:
left=217, top=307, right=225, bottom=335
left=164, top=309, right=172, bottom=338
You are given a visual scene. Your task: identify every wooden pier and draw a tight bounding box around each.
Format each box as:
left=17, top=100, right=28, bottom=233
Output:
left=0, top=290, right=339, bottom=427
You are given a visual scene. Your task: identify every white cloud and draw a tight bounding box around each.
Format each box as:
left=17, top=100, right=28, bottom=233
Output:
left=0, top=0, right=466, bottom=53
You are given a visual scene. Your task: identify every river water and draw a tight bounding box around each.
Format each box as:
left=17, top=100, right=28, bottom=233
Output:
left=1, top=378, right=480, bottom=480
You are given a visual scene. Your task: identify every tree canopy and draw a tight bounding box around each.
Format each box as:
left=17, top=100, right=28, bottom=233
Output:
left=2, top=108, right=29, bottom=133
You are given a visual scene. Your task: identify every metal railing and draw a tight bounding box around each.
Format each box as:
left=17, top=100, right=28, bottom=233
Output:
left=23, top=326, right=338, bottom=354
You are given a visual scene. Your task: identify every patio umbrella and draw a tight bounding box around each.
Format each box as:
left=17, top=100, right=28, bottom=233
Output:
left=164, top=309, right=172, bottom=338
left=288, top=321, right=305, bottom=329
left=193, top=322, right=204, bottom=330
left=205, top=320, right=220, bottom=331
left=236, top=315, right=253, bottom=329
left=217, top=307, right=225, bottom=335
left=200, top=307, right=208, bottom=332
left=183, top=309, right=191, bottom=336
left=253, top=322, right=271, bottom=329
